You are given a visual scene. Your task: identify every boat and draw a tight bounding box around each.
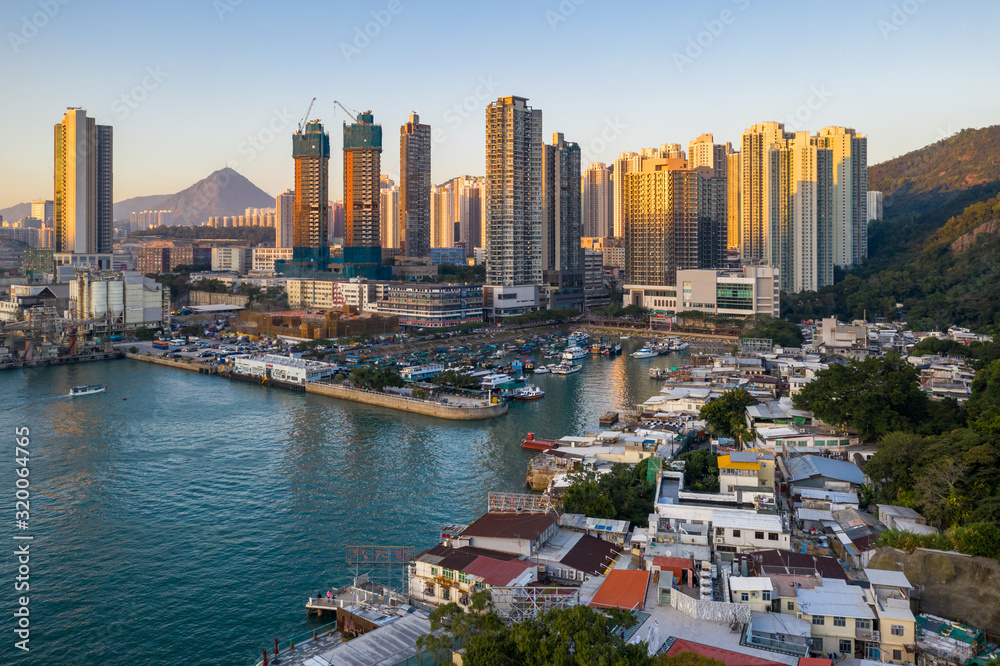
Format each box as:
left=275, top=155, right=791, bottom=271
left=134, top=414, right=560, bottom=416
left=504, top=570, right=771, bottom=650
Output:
left=521, top=432, right=560, bottom=451
left=562, top=346, right=588, bottom=360
left=69, top=384, right=106, bottom=397
left=480, top=373, right=514, bottom=389
left=533, top=365, right=550, bottom=374
left=620, top=335, right=631, bottom=340
left=674, top=341, right=690, bottom=351
left=612, top=343, right=622, bottom=354
left=550, top=363, right=581, bottom=375
left=631, top=347, right=657, bottom=359
left=513, top=384, right=545, bottom=401
left=599, top=411, right=619, bottom=426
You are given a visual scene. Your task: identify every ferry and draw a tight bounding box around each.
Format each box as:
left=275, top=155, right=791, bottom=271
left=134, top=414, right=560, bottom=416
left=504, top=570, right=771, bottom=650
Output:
left=513, top=384, right=545, bottom=401
left=562, top=346, right=588, bottom=360
left=480, top=373, right=515, bottom=389
left=69, top=384, right=106, bottom=397
left=631, top=347, right=658, bottom=359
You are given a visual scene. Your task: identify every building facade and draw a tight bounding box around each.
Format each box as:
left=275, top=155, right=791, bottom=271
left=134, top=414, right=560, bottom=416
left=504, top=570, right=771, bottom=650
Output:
left=292, top=121, right=330, bottom=262
left=343, top=111, right=382, bottom=248
left=625, top=266, right=780, bottom=318
left=485, top=96, right=543, bottom=290
left=399, top=112, right=431, bottom=257
left=275, top=189, right=294, bottom=248
left=374, top=283, right=484, bottom=328
left=582, top=162, right=612, bottom=238
left=54, top=108, right=113, bottom=255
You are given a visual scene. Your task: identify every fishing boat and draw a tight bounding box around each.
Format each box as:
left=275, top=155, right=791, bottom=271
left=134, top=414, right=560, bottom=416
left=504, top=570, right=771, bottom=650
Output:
left=631, top=347, right=657, bottom=359
left=69, top=384, right=106, bottom=397
left=562, top=346, right=587, bottom=360
left=513, top=384, right=545, bottom=401
left=599, top=411, right=619, bottom=426
left=521, top=432, right=560, bottom=451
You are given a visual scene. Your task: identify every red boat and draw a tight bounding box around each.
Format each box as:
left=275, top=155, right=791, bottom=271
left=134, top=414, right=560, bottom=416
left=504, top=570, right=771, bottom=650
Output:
left=521, top=432, right=560, bottom=451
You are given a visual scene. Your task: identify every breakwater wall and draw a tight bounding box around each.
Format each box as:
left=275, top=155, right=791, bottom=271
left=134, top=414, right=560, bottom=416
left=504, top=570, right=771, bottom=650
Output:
left=305, top=382, right=508, bottom=420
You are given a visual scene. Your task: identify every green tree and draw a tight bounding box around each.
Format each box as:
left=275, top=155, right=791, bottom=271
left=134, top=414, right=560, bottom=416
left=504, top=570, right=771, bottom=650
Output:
left=741, top=315, right=804, bottom=348
left=677, top=450, right=719, bottom=493
left=133, top=327, right=157, bottom=341
left=561, top=470, right=616, bottom=520
left=967, top=359, right=1000, bottom=439
left=699, top=388, right=757, bottom=442
left=561, top=459, right=656, bottom=526
left=180, top=324, right=202, bottom=336
left=793, top=353, right=930, bottom=441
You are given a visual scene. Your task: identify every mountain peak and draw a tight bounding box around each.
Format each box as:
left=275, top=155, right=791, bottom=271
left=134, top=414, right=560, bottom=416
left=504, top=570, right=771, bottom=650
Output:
left=113, top=168, right=274, bottom=223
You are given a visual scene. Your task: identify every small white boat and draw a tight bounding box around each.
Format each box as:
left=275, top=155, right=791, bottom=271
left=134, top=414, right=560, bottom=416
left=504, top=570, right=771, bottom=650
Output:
left=550, top=363, right=581, bottom=375
left=69, top=384, right=106, bottom=397
left=533, top=366, right=550, bottom=374
left=631, top=347, right=657, bottom=359
left=513, top=384, right=545, bottom=401
left=674, top=341, right=689, bottom=351
left=620, top=335, right=631, bottom=340
left=562, top=346, right=588, bottom=360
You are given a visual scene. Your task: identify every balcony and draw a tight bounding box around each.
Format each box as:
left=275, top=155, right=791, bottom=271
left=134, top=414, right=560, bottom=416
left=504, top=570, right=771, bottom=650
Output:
left=741, top=627, right=810, bottom=658
left=856, top=627, right=880, bottom=641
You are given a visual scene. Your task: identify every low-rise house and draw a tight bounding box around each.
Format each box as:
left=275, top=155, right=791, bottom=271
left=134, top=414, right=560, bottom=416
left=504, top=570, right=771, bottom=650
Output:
left=785, top=455, right=867, bottom=493
left=794, top=578, right=877, bottom=659
left=753, top=427, right=854, bottom=455
left=534, top=530, right=621, bottom=584
left=743, top=610, right=812, bottom=658
left=877, top=505, right=939, bottom=535
left=558, top=513, right=630, bottom=546
left=445, top=510, right=559, bottom=557
left=409, top=545, right=536, bottom=608
left=718, top=451, right=777, bottom=492
left=713, top=510, right=790, bottom=553
left=730, top=576, right=775, bottom=612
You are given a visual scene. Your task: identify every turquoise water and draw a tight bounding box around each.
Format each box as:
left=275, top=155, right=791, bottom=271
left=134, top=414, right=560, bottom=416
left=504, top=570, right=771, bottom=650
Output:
left=0, top=341, right=686, bottom=665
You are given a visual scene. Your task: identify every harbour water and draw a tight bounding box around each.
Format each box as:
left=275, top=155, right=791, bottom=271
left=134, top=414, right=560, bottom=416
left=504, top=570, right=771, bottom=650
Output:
left=0, top=339, right=688, bottom=665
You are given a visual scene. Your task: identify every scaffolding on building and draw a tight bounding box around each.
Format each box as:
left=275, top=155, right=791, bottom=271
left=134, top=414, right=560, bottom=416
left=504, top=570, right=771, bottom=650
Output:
left=489, top=586, right=580, bottom=624
left=488, top=491, right=552, bottom=513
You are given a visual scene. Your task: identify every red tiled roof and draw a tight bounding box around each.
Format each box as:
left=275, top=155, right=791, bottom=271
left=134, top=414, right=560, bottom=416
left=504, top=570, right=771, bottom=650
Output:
left=414, top=544, right=521, bottom=570
left=588, top=569, right=649, bottom=611
left=460, top=511, right=558, bottom=541
left=664, top=638, right=785, bottom=666
left=463, top=556, right=536, bottom=587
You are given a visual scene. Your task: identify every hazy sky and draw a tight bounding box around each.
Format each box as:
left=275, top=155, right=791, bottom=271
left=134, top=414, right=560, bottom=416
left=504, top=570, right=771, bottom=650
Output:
left=1, top=0, right=998, bottom=208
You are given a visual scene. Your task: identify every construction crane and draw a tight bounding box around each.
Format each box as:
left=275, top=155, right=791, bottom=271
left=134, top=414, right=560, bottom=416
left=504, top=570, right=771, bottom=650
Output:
left=298, top=97, right=316, bottom=133
left=333, top=100, right=361, bottom=122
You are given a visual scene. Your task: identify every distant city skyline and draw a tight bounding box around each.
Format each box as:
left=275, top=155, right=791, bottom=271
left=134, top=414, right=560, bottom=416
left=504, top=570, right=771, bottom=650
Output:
left=2, top=0, right=999, bottom=208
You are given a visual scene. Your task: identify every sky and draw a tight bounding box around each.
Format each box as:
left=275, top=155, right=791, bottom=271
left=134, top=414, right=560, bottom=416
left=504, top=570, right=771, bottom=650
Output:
left=1, top=0, right=998, bottom=209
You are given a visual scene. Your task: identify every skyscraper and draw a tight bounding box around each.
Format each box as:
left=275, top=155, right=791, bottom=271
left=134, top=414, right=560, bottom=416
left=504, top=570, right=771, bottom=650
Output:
left=343, top=111, right=382, bottom=249
left=484, top=95, right=543, bottom=287
left=399, top=112, right=431, bottom=257
left=611, top=152, right=641, bottom=238
left=739, top=122, right=791, bottom=264
left=291, top=120, right=330, bottom=264
left=582, top=162, right=612, bottom=238
left=379, top=175, right=401, bottom=249
left=726, top=152, right=741, bottom=250
left=31, top=200, right=54, bottom=224
left=54, top=108, right=112, bottom=254
left=275, top=188, right=294, bottom=248
left=815, top=126, right=868, bottom=266
left=542, top=132, right=582, bottom=273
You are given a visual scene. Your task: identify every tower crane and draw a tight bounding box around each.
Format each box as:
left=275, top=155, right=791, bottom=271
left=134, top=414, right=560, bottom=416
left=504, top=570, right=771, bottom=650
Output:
left=298, top=97, right=316, bottom=133
left=333, top=100, right=361, bottom=122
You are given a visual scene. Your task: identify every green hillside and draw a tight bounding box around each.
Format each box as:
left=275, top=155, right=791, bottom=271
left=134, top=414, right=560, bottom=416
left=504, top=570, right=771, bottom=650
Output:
left=869, top=125, right=1000, bottom=217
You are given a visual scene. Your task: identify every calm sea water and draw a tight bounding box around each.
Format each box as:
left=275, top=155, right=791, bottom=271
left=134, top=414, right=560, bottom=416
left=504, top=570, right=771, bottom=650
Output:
left=0, top=339, right=687, bottom=665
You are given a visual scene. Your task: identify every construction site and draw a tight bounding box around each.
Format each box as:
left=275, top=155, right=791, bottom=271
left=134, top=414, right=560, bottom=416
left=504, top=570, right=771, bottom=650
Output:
left=0, top=267, right=169, bottom=370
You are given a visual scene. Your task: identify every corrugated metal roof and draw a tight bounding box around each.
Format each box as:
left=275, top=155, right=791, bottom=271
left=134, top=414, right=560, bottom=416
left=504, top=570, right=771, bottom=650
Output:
left=460, top=511, right=557, bottom=540
left=865, top=568, right=911, bottom=589
left=796, top=580, right=874, bottom=619
left=787, top=455, right=865, bottom=485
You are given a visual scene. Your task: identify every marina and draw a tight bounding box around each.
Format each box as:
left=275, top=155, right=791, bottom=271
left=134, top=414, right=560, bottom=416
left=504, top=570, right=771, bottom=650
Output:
left=2, top=336, right=681, bottom=665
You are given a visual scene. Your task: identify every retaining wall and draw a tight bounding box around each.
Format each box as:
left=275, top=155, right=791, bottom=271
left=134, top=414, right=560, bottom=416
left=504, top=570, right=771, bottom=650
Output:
left=670, top=589, right=750, bottom=624
left=125, top=353, right=218, bottom=374
left=305, top=382, right=508, bottom=420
